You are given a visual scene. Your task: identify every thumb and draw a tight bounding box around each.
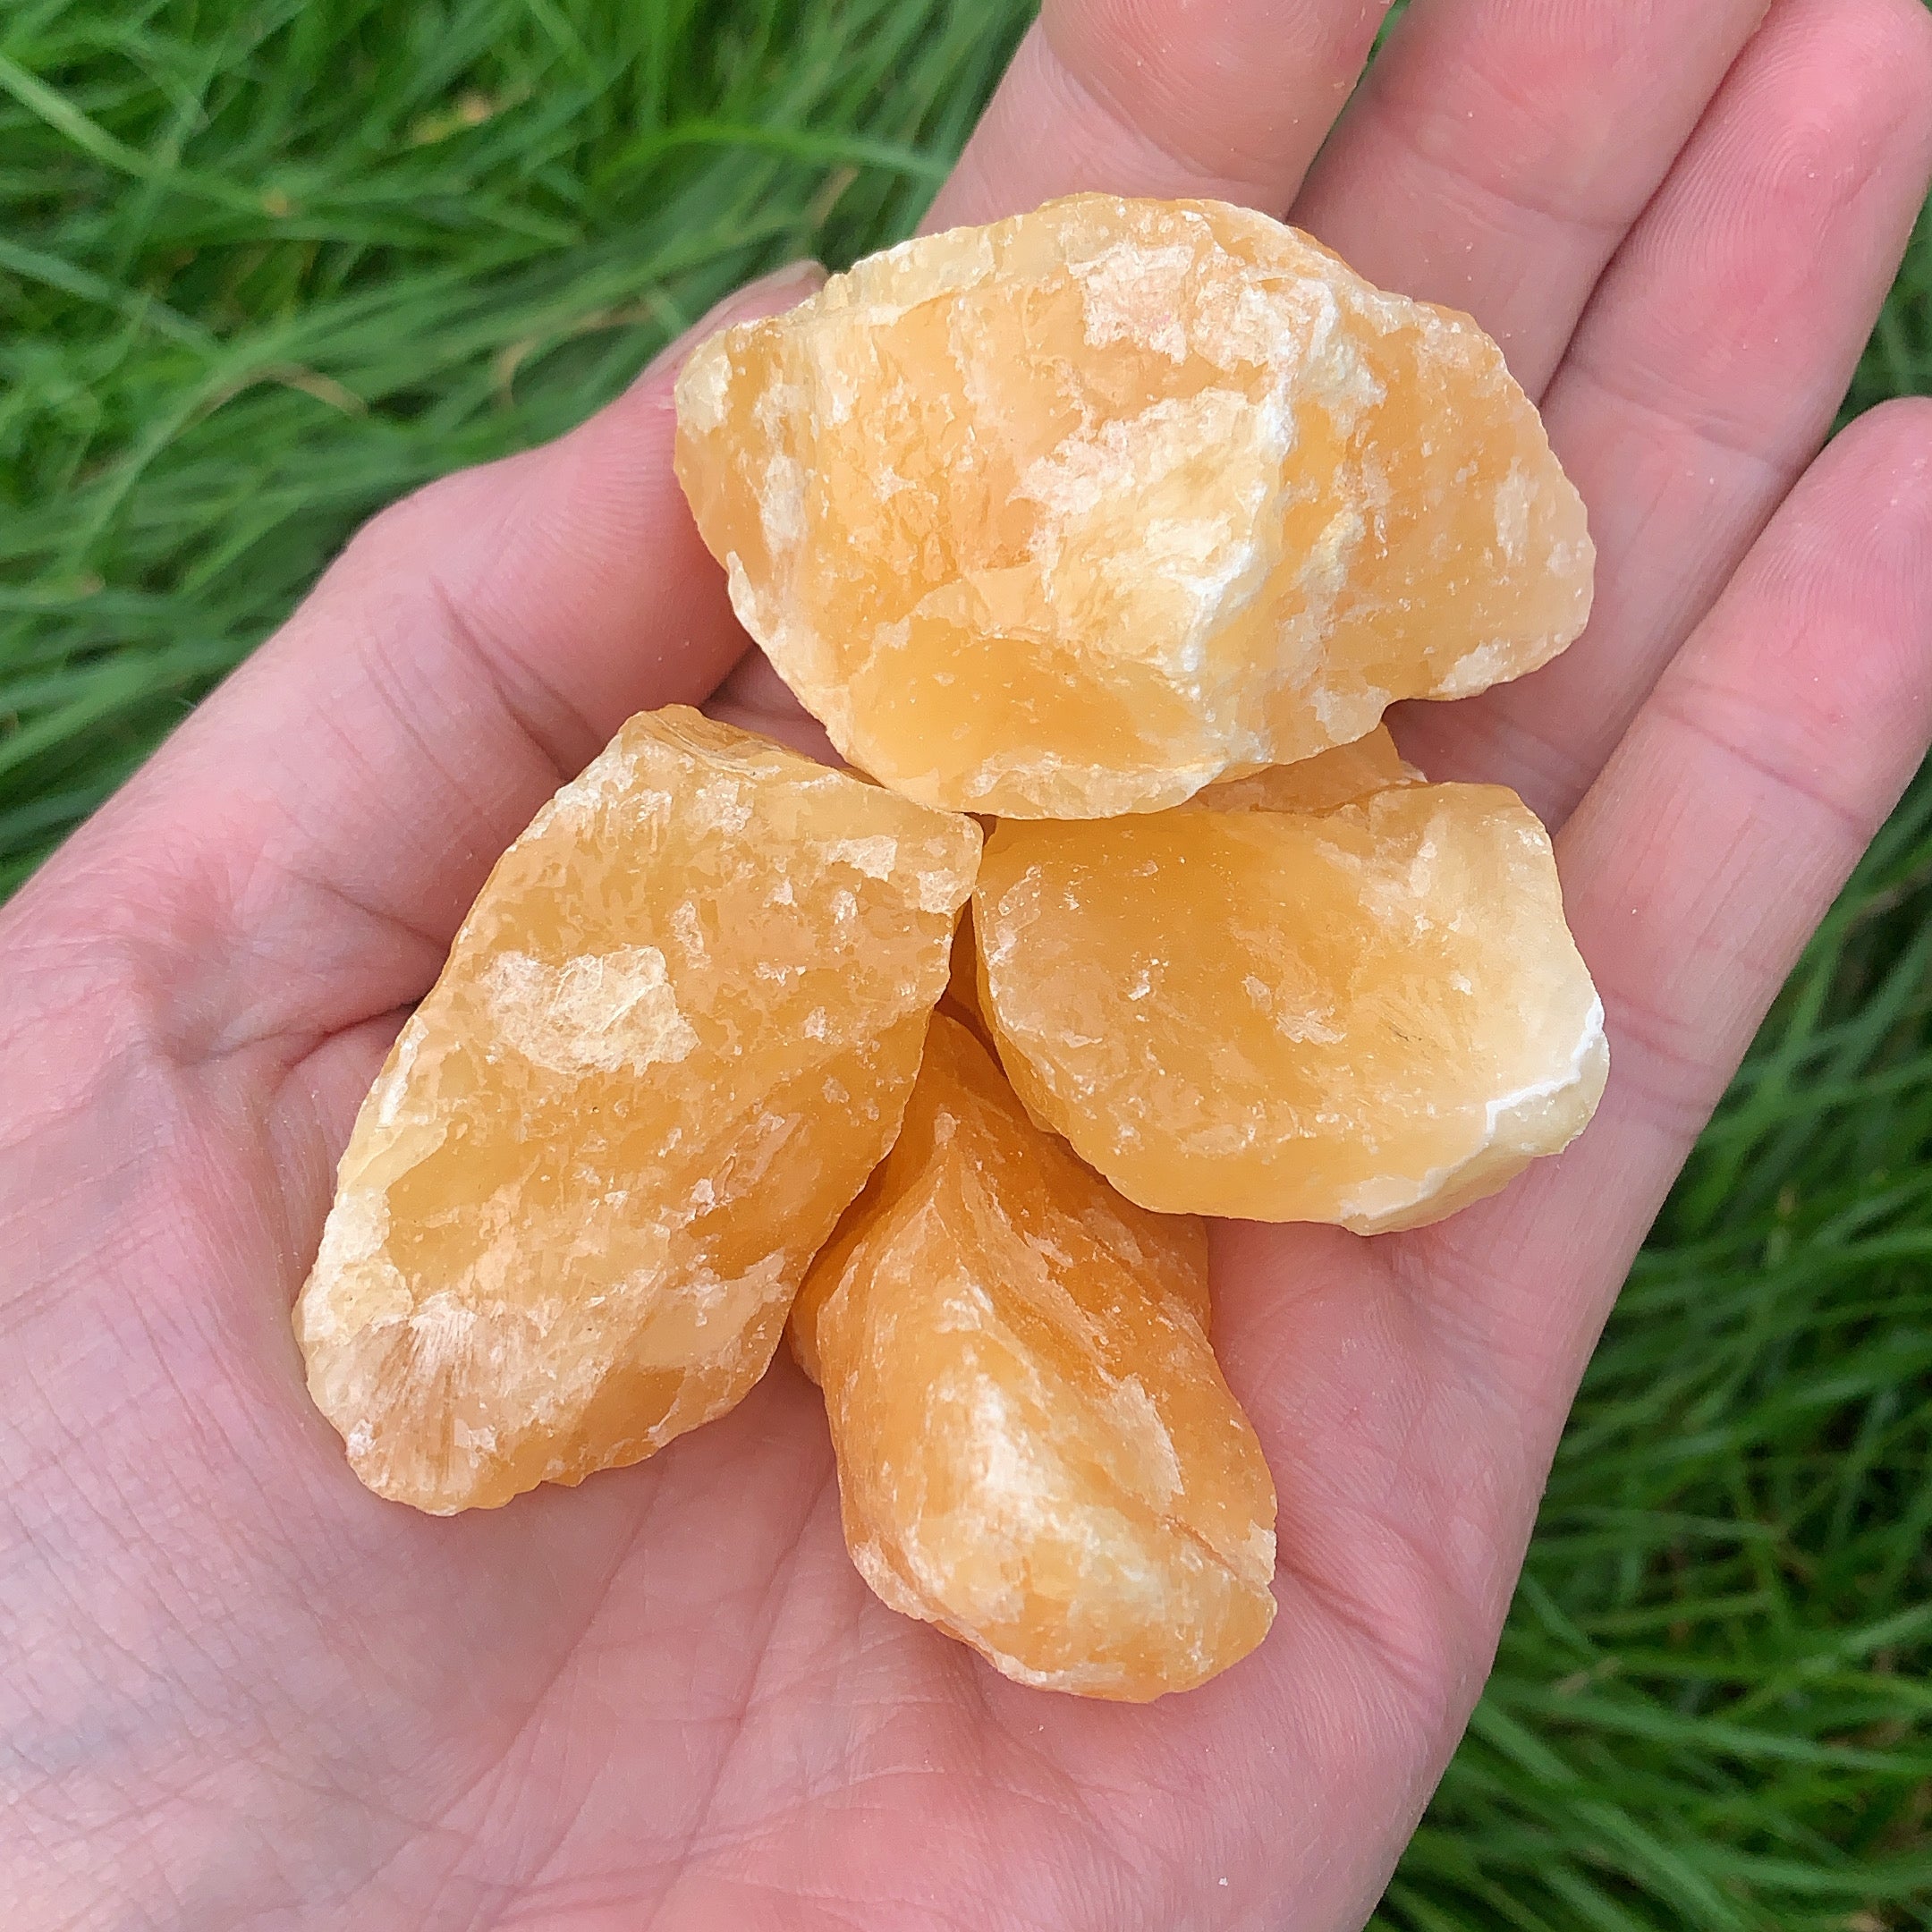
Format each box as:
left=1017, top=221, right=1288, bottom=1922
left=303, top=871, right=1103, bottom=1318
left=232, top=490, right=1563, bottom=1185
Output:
left=27, top=258, right=828, bottom=1075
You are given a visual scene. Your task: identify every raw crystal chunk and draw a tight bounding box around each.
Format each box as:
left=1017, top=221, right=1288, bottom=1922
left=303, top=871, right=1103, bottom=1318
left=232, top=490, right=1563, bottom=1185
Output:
left=674, top=193, right=1593, bottom=820
left=295, top=708, right=980, bottom=1513
left=792, top=1013, right=1270, bottom=1699
left=977, top=784, right=1606, bottom=1233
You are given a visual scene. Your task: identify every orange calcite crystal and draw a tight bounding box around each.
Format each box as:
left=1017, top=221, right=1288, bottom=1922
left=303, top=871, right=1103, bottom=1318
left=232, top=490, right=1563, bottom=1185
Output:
left=792, top=1013, right=1270, bottom=1698
left=674, top=193, right=1593, bottom=819
left=295, top=708, right=980, bottom=1513
left=977, top=782, right=1606, bottom=1233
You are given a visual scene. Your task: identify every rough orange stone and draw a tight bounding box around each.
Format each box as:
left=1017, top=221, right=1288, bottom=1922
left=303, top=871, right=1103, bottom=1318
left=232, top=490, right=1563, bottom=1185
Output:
left=792, top=1013, right=1269, bottom=1699
left=295, top=708, right=980, bottom=1513
left=976, top=783, right=1606, bottom=1233
left=674, top=193, right=1592, bottom=819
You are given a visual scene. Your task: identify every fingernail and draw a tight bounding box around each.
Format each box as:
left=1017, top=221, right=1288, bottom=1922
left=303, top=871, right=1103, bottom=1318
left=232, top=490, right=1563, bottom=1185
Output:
left=636, top=259, right=826, bottom=388
left=724, top=258, right=828, bottom=309
left=690, top=258, right=826, bottom=339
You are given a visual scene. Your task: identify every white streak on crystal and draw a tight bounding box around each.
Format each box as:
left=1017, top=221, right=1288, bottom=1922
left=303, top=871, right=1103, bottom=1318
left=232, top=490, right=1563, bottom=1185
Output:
left=485, top=946, right=699, bottom=1073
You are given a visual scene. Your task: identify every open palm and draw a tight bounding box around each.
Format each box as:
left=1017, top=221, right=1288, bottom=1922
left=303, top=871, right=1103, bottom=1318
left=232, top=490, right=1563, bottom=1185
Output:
left=7, top=2, right=1932, bottom=1926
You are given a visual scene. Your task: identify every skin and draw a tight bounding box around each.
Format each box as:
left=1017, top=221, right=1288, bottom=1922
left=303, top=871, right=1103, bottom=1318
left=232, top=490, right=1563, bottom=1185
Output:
left=4, top=0, right=1931, bottom=1925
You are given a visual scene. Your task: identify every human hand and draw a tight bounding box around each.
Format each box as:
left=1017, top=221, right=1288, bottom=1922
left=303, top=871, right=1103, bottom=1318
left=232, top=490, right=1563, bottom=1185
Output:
left=5, top=1, right=1930, bottom=1926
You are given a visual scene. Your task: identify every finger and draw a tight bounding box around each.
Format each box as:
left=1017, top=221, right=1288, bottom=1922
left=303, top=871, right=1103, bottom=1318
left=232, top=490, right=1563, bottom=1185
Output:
left=37, top=264, right=823, bottom=1066
left=922, top=0, right=1393, bottom=233
left=1196, top=411, right=1932, bottom=1910
left=1292, top=0, right=1771, bottom=394
left=1398, top=0, right=1932, bottom=820
left=1410, top=399, right=1932, bottom=1434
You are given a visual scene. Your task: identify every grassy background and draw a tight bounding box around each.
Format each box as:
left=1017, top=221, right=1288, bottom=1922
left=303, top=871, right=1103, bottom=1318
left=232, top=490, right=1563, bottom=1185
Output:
left=3, top=1, right=1928, bottom=1924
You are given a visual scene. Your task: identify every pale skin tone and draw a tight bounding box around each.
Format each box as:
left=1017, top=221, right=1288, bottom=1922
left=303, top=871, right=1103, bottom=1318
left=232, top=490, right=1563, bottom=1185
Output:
left=5, top=0, right=1932, bottom=1923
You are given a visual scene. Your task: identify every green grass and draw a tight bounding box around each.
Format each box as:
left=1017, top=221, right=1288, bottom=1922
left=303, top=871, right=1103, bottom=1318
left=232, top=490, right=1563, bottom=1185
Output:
left=3, top=3, right=1928, bottom=1925
left=1380, top=767, right=1932, bottom=1931
left=0, top=0, right=1027, bottom=893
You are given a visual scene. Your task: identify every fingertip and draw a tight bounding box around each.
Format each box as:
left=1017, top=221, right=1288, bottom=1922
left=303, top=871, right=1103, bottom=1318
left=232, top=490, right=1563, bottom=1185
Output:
left=1856, top=0, right=1932, bottom=122
left=1042, top=0, right=1391, bottom=202
left=1703, top=0, right=1932, bottom=244
left=1774, top=396, right=1932, bottom=610
left=1830, top=392, right=1932, bottom=492
left=631, top=257, right=828, bottom=395
left=350, top=257, right=830, bottom=569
